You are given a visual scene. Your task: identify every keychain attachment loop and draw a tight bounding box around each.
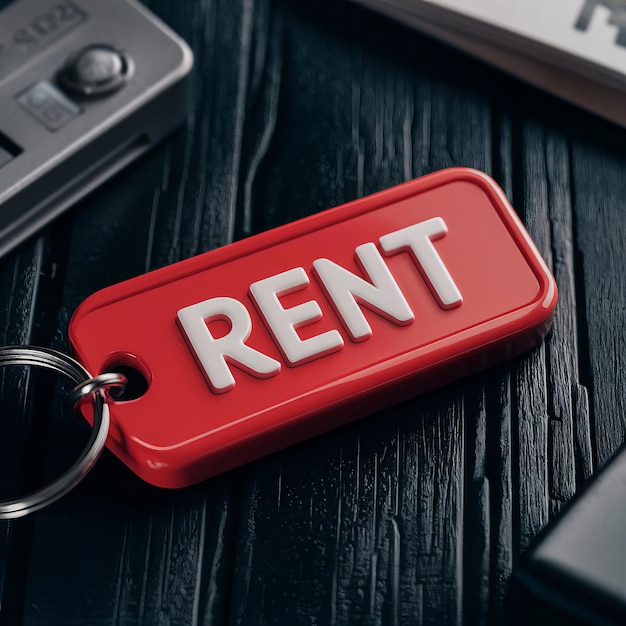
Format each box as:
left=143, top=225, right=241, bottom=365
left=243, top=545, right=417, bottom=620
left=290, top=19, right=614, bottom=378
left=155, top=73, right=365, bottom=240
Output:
left=0, top=346, right=126, bottom=520
left=68, top=372, right=127, bottom=409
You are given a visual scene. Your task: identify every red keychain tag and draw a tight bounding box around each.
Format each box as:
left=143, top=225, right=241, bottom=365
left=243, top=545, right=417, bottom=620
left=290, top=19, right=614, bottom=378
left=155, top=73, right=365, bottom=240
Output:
left=69, top=168, right=557, bottom=488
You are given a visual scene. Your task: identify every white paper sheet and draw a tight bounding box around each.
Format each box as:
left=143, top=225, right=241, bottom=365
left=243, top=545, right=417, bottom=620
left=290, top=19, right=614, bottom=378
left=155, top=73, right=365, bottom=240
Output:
left=351, top=0, right=626, bottom=126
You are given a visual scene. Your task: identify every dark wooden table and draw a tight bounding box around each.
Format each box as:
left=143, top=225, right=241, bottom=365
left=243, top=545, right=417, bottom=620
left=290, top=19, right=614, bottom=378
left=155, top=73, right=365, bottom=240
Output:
left=2, top=1, right=625, bottom=624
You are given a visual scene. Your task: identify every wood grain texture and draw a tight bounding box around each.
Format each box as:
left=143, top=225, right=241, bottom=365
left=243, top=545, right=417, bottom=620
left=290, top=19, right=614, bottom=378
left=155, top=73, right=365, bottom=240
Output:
left=0, top=0, right=624, bottom=624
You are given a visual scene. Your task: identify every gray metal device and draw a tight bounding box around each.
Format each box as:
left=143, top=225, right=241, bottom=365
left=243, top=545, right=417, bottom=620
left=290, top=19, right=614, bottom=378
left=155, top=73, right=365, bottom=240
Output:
left=0, top=0, right=193, bottom=258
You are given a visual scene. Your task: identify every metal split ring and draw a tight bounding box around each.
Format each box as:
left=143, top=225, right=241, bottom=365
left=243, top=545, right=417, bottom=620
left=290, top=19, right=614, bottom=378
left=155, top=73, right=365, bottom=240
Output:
left=0, top=346, right=126, bottom=520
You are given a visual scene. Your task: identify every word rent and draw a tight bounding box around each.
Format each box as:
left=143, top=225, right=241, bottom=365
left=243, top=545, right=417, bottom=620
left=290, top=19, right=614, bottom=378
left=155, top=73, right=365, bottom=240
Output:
left=177, top=217, right=462, bottom=393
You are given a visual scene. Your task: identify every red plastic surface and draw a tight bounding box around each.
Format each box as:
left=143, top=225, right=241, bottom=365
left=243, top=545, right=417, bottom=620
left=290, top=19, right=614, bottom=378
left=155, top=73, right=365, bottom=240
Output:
left=69, top=168, right=557, bottom=488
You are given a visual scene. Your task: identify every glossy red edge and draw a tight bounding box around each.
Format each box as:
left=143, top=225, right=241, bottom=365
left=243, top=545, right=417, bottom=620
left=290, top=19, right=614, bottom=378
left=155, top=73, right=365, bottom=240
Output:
left=70, top=167, right=558, bottom=488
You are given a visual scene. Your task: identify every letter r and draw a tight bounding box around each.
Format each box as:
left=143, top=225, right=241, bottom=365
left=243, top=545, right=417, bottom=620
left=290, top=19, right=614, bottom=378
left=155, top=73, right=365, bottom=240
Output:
left=177, top=297, right=281, bottom=393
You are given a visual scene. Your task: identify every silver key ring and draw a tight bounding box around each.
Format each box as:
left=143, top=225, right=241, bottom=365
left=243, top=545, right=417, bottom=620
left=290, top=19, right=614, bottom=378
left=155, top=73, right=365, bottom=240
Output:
left=0, top=346, right=126, bottom=520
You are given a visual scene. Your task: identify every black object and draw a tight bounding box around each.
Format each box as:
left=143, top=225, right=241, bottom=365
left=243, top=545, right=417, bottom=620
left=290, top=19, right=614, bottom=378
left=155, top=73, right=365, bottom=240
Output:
left=514, top=445, right=626, bottom=625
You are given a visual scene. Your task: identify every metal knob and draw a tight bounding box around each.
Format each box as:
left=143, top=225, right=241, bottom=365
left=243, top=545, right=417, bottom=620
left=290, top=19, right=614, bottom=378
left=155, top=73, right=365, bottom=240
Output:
left=59, top=44, right=133, bottom=97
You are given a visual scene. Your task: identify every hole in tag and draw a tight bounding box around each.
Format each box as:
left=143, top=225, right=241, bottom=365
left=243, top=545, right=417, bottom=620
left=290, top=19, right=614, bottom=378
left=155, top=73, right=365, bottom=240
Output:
left=104, top=365, right=148, bottom=401
left=101, top=353, right=150, bottom=401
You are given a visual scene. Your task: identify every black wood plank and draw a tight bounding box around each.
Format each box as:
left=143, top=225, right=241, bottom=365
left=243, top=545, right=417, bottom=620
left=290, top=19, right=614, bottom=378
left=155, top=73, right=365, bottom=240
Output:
left=223, top=3, right=495, bottom=625
left=0, top=0, right=624, bottom=624
left=571, top=141, right=626, bottom=469
left=17, top=0, right=264, bottom=622
left=0, top=229, right=81, bottom=626
left=0, top=246, right=44, bottom=625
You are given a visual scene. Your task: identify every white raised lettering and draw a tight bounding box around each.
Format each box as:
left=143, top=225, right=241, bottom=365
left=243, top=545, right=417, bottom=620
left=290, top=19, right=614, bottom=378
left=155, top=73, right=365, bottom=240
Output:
left=379, top=217, right=462, bottom=309
left=249, top=267, right=344, bottom=366
left=177, top=296, right=281, bottom=393
left=312, top=242, right=414, bottom=341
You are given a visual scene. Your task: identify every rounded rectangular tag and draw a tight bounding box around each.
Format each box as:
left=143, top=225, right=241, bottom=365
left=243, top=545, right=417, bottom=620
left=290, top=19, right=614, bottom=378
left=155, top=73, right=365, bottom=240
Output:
left=69, top=168, right=557, bottom=487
